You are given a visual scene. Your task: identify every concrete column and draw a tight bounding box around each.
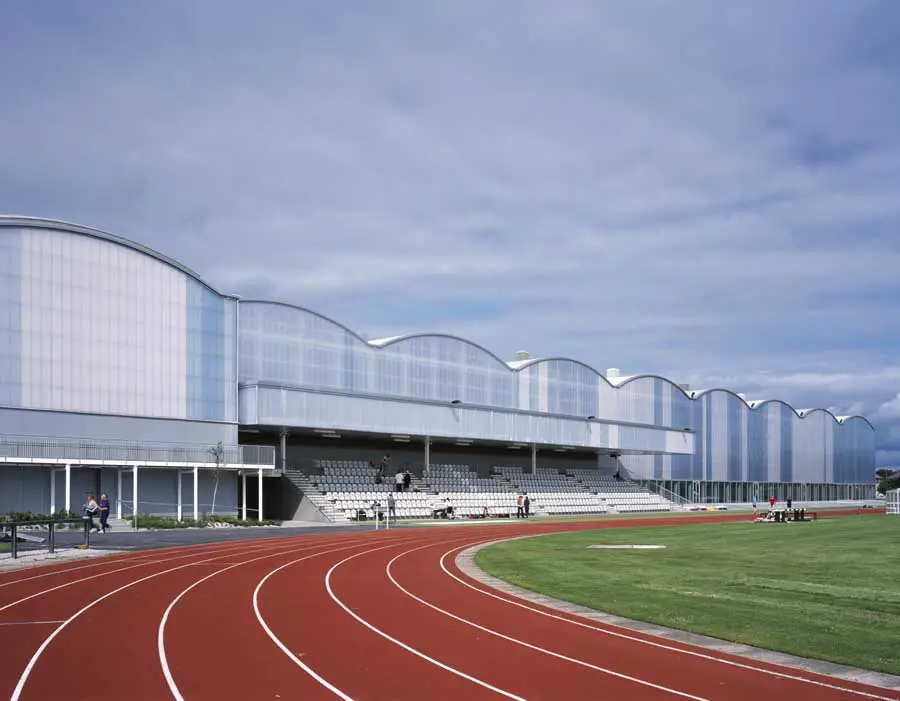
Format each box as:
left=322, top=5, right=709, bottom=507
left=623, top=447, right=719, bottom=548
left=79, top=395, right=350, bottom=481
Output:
left=424, top=437, right=431, bottom=478
left=177, top=470, right=183, bottom=521
left=242, top=470, right=248, bottom=520
left=531, top=444, right=537, bottom=475
left=279, top=429, right=288, bottom=472
left=64, top=463, right=72, bottom=513
left=193, top=466, right=199, bottom=521
left=49, top=468, right=56, bottom=514
left=117, top=469, right=123, bottom=519
left=258, top=467, right=264, bottom=521
left=132, top=464, right=139, bottom=517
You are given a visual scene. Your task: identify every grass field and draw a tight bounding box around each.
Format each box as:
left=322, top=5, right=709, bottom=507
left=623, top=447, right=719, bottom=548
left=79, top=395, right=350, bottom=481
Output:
left=475, top=514, right=900, bottom=675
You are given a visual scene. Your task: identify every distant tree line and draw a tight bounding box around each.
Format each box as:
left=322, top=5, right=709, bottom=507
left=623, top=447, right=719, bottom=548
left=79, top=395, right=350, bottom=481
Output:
left=875, top=468, right=900, bottom=495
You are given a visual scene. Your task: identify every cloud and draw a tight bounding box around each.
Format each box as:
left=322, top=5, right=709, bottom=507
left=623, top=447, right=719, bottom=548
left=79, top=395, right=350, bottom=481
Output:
left=2, top=0, right=900, bottom=465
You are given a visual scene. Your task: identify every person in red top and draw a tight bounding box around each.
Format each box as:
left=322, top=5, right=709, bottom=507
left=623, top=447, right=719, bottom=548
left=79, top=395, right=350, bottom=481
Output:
left=769, top=495, right=776, bottom=510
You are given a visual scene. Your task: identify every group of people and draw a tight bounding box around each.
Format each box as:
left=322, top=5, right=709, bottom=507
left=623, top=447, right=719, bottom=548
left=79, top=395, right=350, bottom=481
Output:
left=82, top=493, right=111, bottom=533
left=515, top=493, right=531, bottom=518
left=370, top=454, right=413, bottom=492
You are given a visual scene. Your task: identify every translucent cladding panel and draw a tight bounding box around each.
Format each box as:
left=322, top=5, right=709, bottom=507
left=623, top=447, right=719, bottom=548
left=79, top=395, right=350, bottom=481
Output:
left=186, top=280, right=232, bottom=421
left=13, top=228, right=192, bottom=419
left=726, top=394, right=745, bottom=481
left=747, top=406, right=768, bottom=482
left=237, top=303, right=518, bottom=408
left=792, top=411, right=826, bottom=483
left=0, top=229, right=22, bottom=407
left=669, top=389, right=693, bottom=479
left=690, top=398, right=704, bottom=480
left=612, top=377, right=657, bottom=425
left=542, top=360, right=598, bottom=418
left=780, top=403, right=793, bottom=482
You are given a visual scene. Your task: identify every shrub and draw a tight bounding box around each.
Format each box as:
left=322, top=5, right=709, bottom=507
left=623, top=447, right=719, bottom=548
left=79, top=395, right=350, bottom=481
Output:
left=123, top=514, right=282, bottom=529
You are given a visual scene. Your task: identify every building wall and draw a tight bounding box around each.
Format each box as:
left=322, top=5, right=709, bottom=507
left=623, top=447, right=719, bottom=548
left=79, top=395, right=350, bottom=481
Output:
left=0, top=223, right=237, bottom=425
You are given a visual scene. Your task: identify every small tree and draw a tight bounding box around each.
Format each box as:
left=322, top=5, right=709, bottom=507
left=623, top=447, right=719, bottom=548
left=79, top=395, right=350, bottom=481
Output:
left=208, top=441, right=225, bottom=515
left=876, top=469, right=900, bottom=496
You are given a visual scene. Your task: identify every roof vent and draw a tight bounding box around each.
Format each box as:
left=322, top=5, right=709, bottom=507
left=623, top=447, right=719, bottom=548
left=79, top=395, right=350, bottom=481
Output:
left=515, top=350, right=530, bottom=361
left=606, top=368, right=620, bottom=379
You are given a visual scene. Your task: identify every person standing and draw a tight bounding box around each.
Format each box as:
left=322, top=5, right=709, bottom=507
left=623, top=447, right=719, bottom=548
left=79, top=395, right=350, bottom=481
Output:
left=83, top=495, right=100, bottom=533
left=523, top=494, right=531, bottom=518
left=99, top=493, right=111, bottom=533
left=387, top=492, right=396, bottom=521
left=515, top=494, right=524, bottom=518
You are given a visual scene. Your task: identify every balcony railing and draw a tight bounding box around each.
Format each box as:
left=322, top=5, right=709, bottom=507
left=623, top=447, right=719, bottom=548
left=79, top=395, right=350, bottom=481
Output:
left=0, top=434, right=276, bottom=467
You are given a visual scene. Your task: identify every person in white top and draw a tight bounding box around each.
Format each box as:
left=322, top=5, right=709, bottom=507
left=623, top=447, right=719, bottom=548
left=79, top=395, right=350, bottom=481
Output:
left=395, top=471, right=404, bottom=493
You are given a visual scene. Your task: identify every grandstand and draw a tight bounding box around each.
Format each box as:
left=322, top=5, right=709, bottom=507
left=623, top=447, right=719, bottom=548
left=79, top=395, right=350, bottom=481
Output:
left=287, top=459, right=675, bottom=523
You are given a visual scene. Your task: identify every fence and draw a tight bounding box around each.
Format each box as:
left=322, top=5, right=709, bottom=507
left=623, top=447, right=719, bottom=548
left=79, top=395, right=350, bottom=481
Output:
left=1, top=517, right=89, bottom=559
left=0, top=434, right=275, bottom=467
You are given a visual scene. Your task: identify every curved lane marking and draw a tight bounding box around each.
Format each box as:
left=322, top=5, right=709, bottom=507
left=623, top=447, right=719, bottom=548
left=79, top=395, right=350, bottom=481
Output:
left=160, top=534, right=390, bottom=701
left=443, top=543, right=900, bottom=701
left=253, top=538, right=430, bottom=701
left=386, top=541, right=709, bottom=701
left=0, top=542, right=281, bottom=616
left=321, top=539, right=528, bottom=701
left=9, top=540, right=307, bottom=701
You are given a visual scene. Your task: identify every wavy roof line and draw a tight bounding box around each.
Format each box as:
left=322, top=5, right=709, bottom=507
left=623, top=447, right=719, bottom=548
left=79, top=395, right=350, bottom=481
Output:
left=0, top=217, right=874, bottom=432
left=239, top=303, right=874, bottom=431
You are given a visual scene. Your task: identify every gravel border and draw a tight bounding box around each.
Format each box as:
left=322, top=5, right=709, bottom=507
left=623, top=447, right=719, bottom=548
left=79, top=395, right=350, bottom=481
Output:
left=455, top=533, right=900, bottom=693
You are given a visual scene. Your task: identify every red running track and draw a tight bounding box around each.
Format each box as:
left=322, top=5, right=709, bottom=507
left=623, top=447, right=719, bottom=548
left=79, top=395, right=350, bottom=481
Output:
left=0, top=511, right=897, bottom=701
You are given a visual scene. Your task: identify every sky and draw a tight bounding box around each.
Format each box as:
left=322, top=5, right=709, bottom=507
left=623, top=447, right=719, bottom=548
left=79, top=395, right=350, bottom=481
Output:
left=1, top=0, right=899, bottom=466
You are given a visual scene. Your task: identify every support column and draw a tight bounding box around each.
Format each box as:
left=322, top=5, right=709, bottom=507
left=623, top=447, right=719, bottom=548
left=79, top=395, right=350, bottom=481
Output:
left=258, top=467, right=264, bottom=521
left=531, top=444, right=537, bottom=475
left=193, top=466, right=199, bottom=521
left=116, top=469, right=123, bottom=519
left=242, top=470, right=248, bottom=521
left=132, top=464, right=139, bottom=517
left=424, top=437, right=431, bottom=479
left=64, top=463, right=72, bottom=513
left=177, top=470, right=183, bottom=521
left=280, top=429, right=288, bottom=472
left=50, top=468, right=57, bottom=514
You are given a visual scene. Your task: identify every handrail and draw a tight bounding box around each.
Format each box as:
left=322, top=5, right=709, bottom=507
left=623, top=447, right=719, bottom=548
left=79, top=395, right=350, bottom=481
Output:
left=1, top=517, right=89, bottom=559
left=639, top=480, right=690, bottom=506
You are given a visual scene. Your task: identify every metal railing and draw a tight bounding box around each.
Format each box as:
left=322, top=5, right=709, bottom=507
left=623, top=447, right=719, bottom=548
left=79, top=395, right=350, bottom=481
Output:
left=1, top=517, right=89, bottom=559
left=0, top=434, right=276, bottom=467
left=639, top=480, right=691, bottom=506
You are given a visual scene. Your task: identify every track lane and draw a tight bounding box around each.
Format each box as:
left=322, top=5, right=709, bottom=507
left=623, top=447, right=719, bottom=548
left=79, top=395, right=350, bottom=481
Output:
left=328, top=534, right=704, bottom=701
left=162, top=532, right=395, bottom=701
left=257, top=530, right=532, bottom=701
left=4, top=539, right=317, bottom=701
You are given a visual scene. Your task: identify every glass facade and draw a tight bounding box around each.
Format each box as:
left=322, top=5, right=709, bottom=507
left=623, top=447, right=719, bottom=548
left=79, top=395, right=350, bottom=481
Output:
left=0, top=224, right=235, bottom=423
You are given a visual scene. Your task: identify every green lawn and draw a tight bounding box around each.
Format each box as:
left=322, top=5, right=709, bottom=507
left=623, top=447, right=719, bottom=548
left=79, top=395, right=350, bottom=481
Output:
left=475, top=514, right=900, bottom=675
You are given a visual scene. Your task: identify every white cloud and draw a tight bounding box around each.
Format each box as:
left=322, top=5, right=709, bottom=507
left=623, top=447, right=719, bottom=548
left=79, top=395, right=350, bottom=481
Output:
left=2, top=0, right=900, bottom=463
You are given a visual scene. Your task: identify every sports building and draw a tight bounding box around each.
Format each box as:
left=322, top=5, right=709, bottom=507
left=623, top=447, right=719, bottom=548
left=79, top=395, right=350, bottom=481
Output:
left=0, top=217, right=877, bottom=522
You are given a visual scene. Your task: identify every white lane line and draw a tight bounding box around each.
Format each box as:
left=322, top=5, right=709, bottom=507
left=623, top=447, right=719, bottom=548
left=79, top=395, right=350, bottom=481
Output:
left=387, top=542, right=708, bottom=701
left=160, top=535, right=387, bottom=701
left=253, top=539, right=423, bottom=701
left=0, top=620, right=65, bottom=626
left=322, top=542, right=529, bottom=701
left=0, top=541, right=275, bottom=589
left=0, top=542, right=281, bottom=617
left=9, top=541, right=303, bottom=701
left=443, top=545, right=900, bottom=701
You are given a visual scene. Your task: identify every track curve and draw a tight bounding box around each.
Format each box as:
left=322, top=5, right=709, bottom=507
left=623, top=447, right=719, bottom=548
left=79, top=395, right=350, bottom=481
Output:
left=1, top=512, right=897, bottom=701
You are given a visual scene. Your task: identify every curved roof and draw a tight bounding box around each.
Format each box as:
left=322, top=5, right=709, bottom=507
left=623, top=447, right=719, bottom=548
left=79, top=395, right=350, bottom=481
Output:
left=0, top=215, right=226, bottom=296
left=1, top=215, right=874, bottom=432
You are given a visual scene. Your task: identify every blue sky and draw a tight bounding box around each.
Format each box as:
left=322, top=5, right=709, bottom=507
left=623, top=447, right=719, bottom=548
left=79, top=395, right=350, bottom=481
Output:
left=2, top=1, right=900, bottom=466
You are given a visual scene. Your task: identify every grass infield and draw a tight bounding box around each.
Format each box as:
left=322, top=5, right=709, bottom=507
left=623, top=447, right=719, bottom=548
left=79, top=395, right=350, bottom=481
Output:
left=475, top=514, right=900, bottom=675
